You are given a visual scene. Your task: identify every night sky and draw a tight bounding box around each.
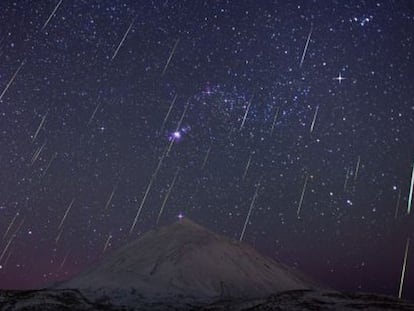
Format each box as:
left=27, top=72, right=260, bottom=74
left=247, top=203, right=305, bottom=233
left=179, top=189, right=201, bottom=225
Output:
left=0, top=0, right=413, bottom=299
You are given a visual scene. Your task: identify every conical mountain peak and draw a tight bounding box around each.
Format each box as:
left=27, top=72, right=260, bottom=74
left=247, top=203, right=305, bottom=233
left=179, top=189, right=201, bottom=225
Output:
left=164, top=216, right=209, bottom=232
left=59, top=217, right=310, bottom=301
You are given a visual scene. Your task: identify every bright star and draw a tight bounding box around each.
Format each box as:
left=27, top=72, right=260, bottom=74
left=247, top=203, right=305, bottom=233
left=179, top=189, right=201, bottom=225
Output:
left=333, top=72, right=346, bottom=84
left=169, top=130, right=183, bottom=142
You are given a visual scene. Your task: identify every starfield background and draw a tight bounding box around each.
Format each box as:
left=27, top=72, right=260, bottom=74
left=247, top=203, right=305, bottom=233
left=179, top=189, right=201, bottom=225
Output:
left=0, top=0, right=413, bottom=300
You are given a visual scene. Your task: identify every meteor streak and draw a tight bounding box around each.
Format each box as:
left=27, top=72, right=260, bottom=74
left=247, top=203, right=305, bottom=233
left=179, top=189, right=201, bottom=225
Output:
left=32, top=112, right=48, bottom=142
left=270, top=107, right=279, bottom=135
left=156, top=168, right=179, bottom=224
left=60, top=250, right=70, bottom=269
left=130, top=146, right=172, bottom=231
left=130, top=177, right=155, bottom=234
left=299, top=25, right=313, bottom=68
left=102, top=234, right=112, bottom=254
left=112, top=20, right=134, bottom=61
left=239, top=176, right=263, bottom=242
left=0, top=234, right=15, bottom=263
left=343, top=167, right=350, bottom=192
left=201, top=146, right=211, bottom=169
left=0, top=217, right=24, bottom=262
left=104, top=183, right=118, bottom=210
left=55, top=226, right=64, bottom=244
left=2, top=212, right=19, bottom=241
left=2, top=250, right=12, bottom=267
left=407, top=164, right=414, bottom=215
left=0, top=61, right=25, bottom=102
left=15, top=217, right=25, bottom=234
left=42, top=0, right=63, bottom=31
left=159, top=94, right=177, bottom=134
left=31, top=141, right=47, bottom=165
left=297, top=174, right=309, bottom=216
left=129, top=147, right=168, bottom=234
left=354, top=156, right=361, bottom=181
left=161, top=38, right=180, bottom=76
left=130, top=102, right=189, bottom=234
left=87, top=100, right=102, bottom=125
left=310, top=105, right=319, bottom=134
left=42, top=152, right=57, bottom=178
left=242, top=154, right=252, bottom=180
left=58, top=198, right=75, bottom=230
left=239, top=95, right=254, bottom=131
left=398, top=238, right=410, bottom=299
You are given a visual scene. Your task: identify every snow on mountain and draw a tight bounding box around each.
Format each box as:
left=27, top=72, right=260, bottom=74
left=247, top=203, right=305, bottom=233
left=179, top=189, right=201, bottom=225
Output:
left=58, top=218, right=311, bottom=302
left=3, top=219, right=414, bottom=310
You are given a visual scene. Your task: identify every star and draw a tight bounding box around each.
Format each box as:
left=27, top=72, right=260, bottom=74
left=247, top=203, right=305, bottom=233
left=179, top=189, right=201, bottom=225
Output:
left=333, top=72, right=346, bottom=84
left=169, top=131, right=182, bottom=142
left=0, top=0, right=411, bottom=301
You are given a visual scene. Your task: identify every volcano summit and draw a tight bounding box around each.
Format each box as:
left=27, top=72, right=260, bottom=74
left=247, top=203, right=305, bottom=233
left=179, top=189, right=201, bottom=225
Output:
left=2, top=219, right=413, bottom=310
left=58, top=218, right=310, bottom=302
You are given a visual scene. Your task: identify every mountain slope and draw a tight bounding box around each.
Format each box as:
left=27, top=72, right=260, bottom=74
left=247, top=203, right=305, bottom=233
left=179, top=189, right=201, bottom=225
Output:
left=58, top=218, right=310, bottom=301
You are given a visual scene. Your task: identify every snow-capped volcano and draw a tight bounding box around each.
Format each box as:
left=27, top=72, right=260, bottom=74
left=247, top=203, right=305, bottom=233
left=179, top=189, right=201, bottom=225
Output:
left=58, top=218, right=311, bottom=300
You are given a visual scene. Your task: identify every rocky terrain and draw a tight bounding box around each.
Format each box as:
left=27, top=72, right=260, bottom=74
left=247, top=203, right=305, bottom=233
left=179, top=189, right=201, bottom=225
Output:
left=1, top=288, right=413, bottom=310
